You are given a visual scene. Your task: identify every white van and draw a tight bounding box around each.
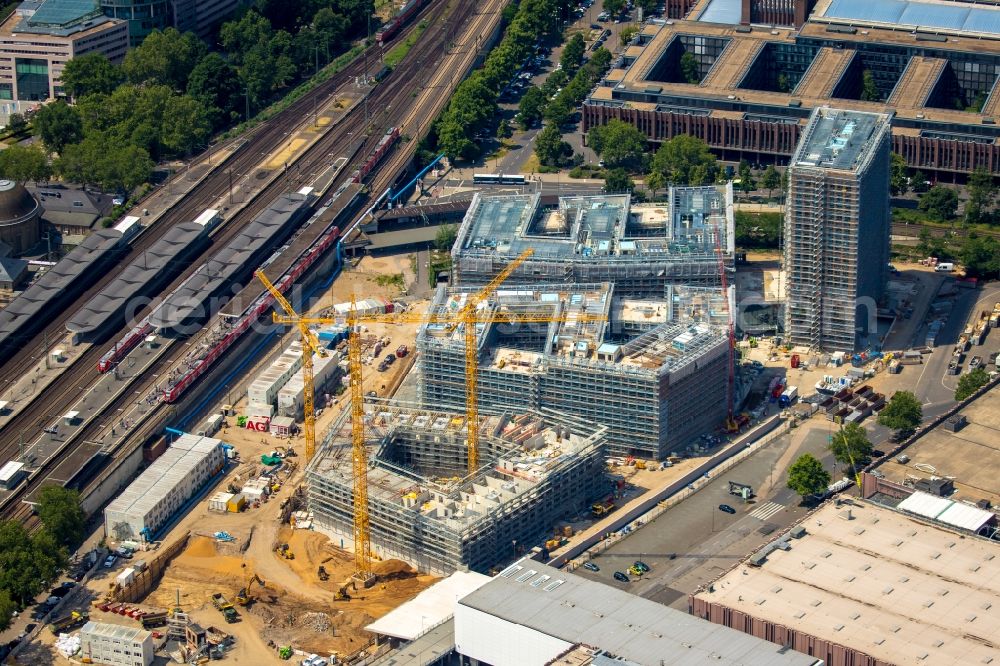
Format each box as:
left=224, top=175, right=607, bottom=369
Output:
left=934, top=262, right=954, bottom=272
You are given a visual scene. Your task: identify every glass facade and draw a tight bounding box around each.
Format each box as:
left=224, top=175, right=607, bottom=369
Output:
left=100, top=0, right=169, bottom=46
left=15, top=58, right=49, bottom=101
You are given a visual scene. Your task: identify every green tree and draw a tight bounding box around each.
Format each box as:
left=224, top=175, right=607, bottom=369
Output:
left=535, top=124, right=571, bottom=166
left=560, top=33, right=585, bottom=75
left=738, top=159, right=756, bottom=196
left=734, top=210, right=782, bottom=248
left=786, top=453, right=831, bottom=499
left=0, top=521, right=63, bottom=606
left=889, top=152, right=908, bottom=196
left=776, top=73, right=789, bottom=93
left=543, top=98, right=573, bottom=127
left=0, top=144, right=51, bottom=183
left=37, top=486, right=86, bottom=550
left=877, top=391, right=923, bottom=433
left=187, top=53, right=242, bottom=130
left=645, top=169, right=666, bottom=197
left=918, top=185, right=959, bottom=221
left=829, top=423, right=873, bottom=469
left=959, top=234, right=1000, bottom=279
left=956, top=367, right=990, bottom=401
left=122, top=28, right=206, bottom=90
left=0, top=590, right=16, bottom=632
left=965, top=166, right=996, bottom=225
left=910, top=170, right=929, bottom=193
left=860, top=69, right=880, bottom=102
left=761, top=164, right=780, bottom=198
left=435, top=224, right=457, bottom=251
left=497, top=118, right=513, bottom=140
left=161, top=95, right=212, bottom=155
left=650, top=134, right=718, bottom=185
left=33, top=101, right=83, bottom=154
left=61, top=53, right=123, bottom=98
left=57, top=133, right=153, bottom=192
left=6, top=113, right=26, bottom=135
left=587, top=119, right=646, bottom=170
left=518, top=87, right=547, bottom=129
left=604, top=0, right=626, bottom=13
left=604, top=167, right=634, bottom=193
left=679, top=51, right=699, bottom=84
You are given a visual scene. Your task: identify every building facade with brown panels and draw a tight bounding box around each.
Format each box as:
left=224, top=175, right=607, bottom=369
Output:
left=584, top=19, right=1000, bottom=177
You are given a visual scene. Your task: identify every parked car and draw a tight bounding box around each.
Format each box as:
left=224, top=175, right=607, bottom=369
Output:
left=718, top=504, right=736, bottom=514
left=582, top=562, right=600, bottom=572
left=103, top=555, right=117, bottom=568
left=633, top=561, right=650, bottom=573
left=970, top=355, right=983, bottom=369
left=613, top=571, right=629, bottom=582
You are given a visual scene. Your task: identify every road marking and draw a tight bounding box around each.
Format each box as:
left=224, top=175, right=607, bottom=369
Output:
left=749, top=501, right=784, bottom=521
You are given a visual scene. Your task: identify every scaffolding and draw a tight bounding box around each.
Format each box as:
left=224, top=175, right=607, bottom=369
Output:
left=417, top=283, right=730, bottom=459
left=783, top=107, right=892, bottom=352
left=306, top=403, right=608, bottom=575
left=451, top=186, right=735, bottom=298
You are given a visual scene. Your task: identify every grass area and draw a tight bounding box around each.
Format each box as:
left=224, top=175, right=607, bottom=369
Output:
left=373, top=272, right=405, bottom=291
left=384, top=20, right=428, bottom=69
left=521, top=154, right=541, bottom=173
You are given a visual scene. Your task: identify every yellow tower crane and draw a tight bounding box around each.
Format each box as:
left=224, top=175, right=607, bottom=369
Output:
left=259, top=249, right=606, bottom=579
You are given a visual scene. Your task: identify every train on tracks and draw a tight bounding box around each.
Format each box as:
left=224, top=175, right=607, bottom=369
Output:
left=376, top=0, right=430, bottom=46
left=350, top=127, right=400, bottom=184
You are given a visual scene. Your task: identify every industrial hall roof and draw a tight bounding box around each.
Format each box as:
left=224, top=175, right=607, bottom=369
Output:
left=460, top=560, right=819, bottom=666
left=695, top=500, right=1000, bottom=666
left=66, top=221, right=209, bottom=336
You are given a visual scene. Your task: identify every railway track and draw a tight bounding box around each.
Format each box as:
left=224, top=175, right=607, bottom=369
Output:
left=0, top=0, right=451, bottom=462
left=1, top=0, right=498, bottom=523
left=0, top=0, right=444, bottom=397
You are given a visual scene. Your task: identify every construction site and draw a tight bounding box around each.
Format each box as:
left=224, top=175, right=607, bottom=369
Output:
left=306, top=403, right=608, bottom=575
left=417, top=282, right=732, bottom=458
left=450, top=187, right=735, bottom=295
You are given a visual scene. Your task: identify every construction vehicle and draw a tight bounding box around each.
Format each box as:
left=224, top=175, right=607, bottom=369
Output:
left=317, top=566, right=329, bottom=582
left=211, top=593, right=239, bottom=623
left=259, top=250, right=606, bottom=582
left=728, top=481, right=755, bottom=500
left=276, top=543, right=295, bottom=560
left=236, top=574, right=266, bottom=606
left=334, top=577, right=356, bottom=601
left=591, top=499, right=615, bottom=517
left=48, top=610, right=88, bottom=634
left=140, top=611, right=168, bottom=629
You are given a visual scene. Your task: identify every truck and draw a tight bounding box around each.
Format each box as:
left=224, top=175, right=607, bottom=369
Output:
left=591, top=499, right=615, bottom=517
left=778, top=386, right=798, bottom=408
left=211, top=593, right=239, bottom=623
left=49, top=611, right=88, bottom=634
left=140, top=611, right=168, bottom=629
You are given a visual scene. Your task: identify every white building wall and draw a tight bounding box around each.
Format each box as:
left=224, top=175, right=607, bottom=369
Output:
left=454, top=604, right=572, bottom=666
left=80, top=622, right=154, bottom=666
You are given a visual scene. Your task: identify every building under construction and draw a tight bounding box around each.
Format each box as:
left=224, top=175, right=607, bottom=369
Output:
left=450, top=187, right=734, bottom=297
left=306, top=404, right=608, bottom=575
left=417, top=283, right=731, bottom=459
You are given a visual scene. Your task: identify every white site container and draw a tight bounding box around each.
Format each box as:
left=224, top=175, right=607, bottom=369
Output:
left=208, top=492, right=234, bottom=512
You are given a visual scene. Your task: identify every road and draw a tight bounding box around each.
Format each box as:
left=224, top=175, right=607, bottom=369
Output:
left=575, top=423, right=841, bottom=609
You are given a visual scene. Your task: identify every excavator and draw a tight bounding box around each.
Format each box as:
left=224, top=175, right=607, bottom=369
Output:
left=236, top=573, right=266, bottom=606
left=334, top=576, right=357, bottom=602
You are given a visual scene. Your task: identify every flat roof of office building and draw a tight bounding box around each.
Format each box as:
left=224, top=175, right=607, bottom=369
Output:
left=460, top=559, right=819, bottom=666
left=791, top=108, right=892, bottom=172
left=814, top=0, right=1000, bottom=38
left=694, top=500, right=1000, bottom=666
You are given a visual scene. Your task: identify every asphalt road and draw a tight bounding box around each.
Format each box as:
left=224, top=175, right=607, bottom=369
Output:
left=575, top=424, right=841, bottom=609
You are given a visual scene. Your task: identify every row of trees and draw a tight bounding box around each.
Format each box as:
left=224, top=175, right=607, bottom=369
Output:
left=435, top=0, right=578, bottom=159
left=0, top=0, right=371, bottom=191
left=0, top=486, right=87, bottom=631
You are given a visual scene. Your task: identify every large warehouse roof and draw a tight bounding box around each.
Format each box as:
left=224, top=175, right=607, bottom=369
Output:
left=819, top=0, right=1000, bottom=37
left=457, top=560, right=819, bottom=666
left=149, top=193, right=311, bottom=332
left=66, top=221, right=208, bottom=336
left=695, top=501, right=1000, bottom=666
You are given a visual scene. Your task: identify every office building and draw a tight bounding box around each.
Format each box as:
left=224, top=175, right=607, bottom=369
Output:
left=307, top=405, right=608, bottom=575
left=417, top=282, right=731, bottom=458
left=79, top=622, right=154, bottom=666
left=584, top=5, right=1000, bottom=177
left=0, top=0, right=128, bottom=101
left=783, top=107, right=891, bottom=352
